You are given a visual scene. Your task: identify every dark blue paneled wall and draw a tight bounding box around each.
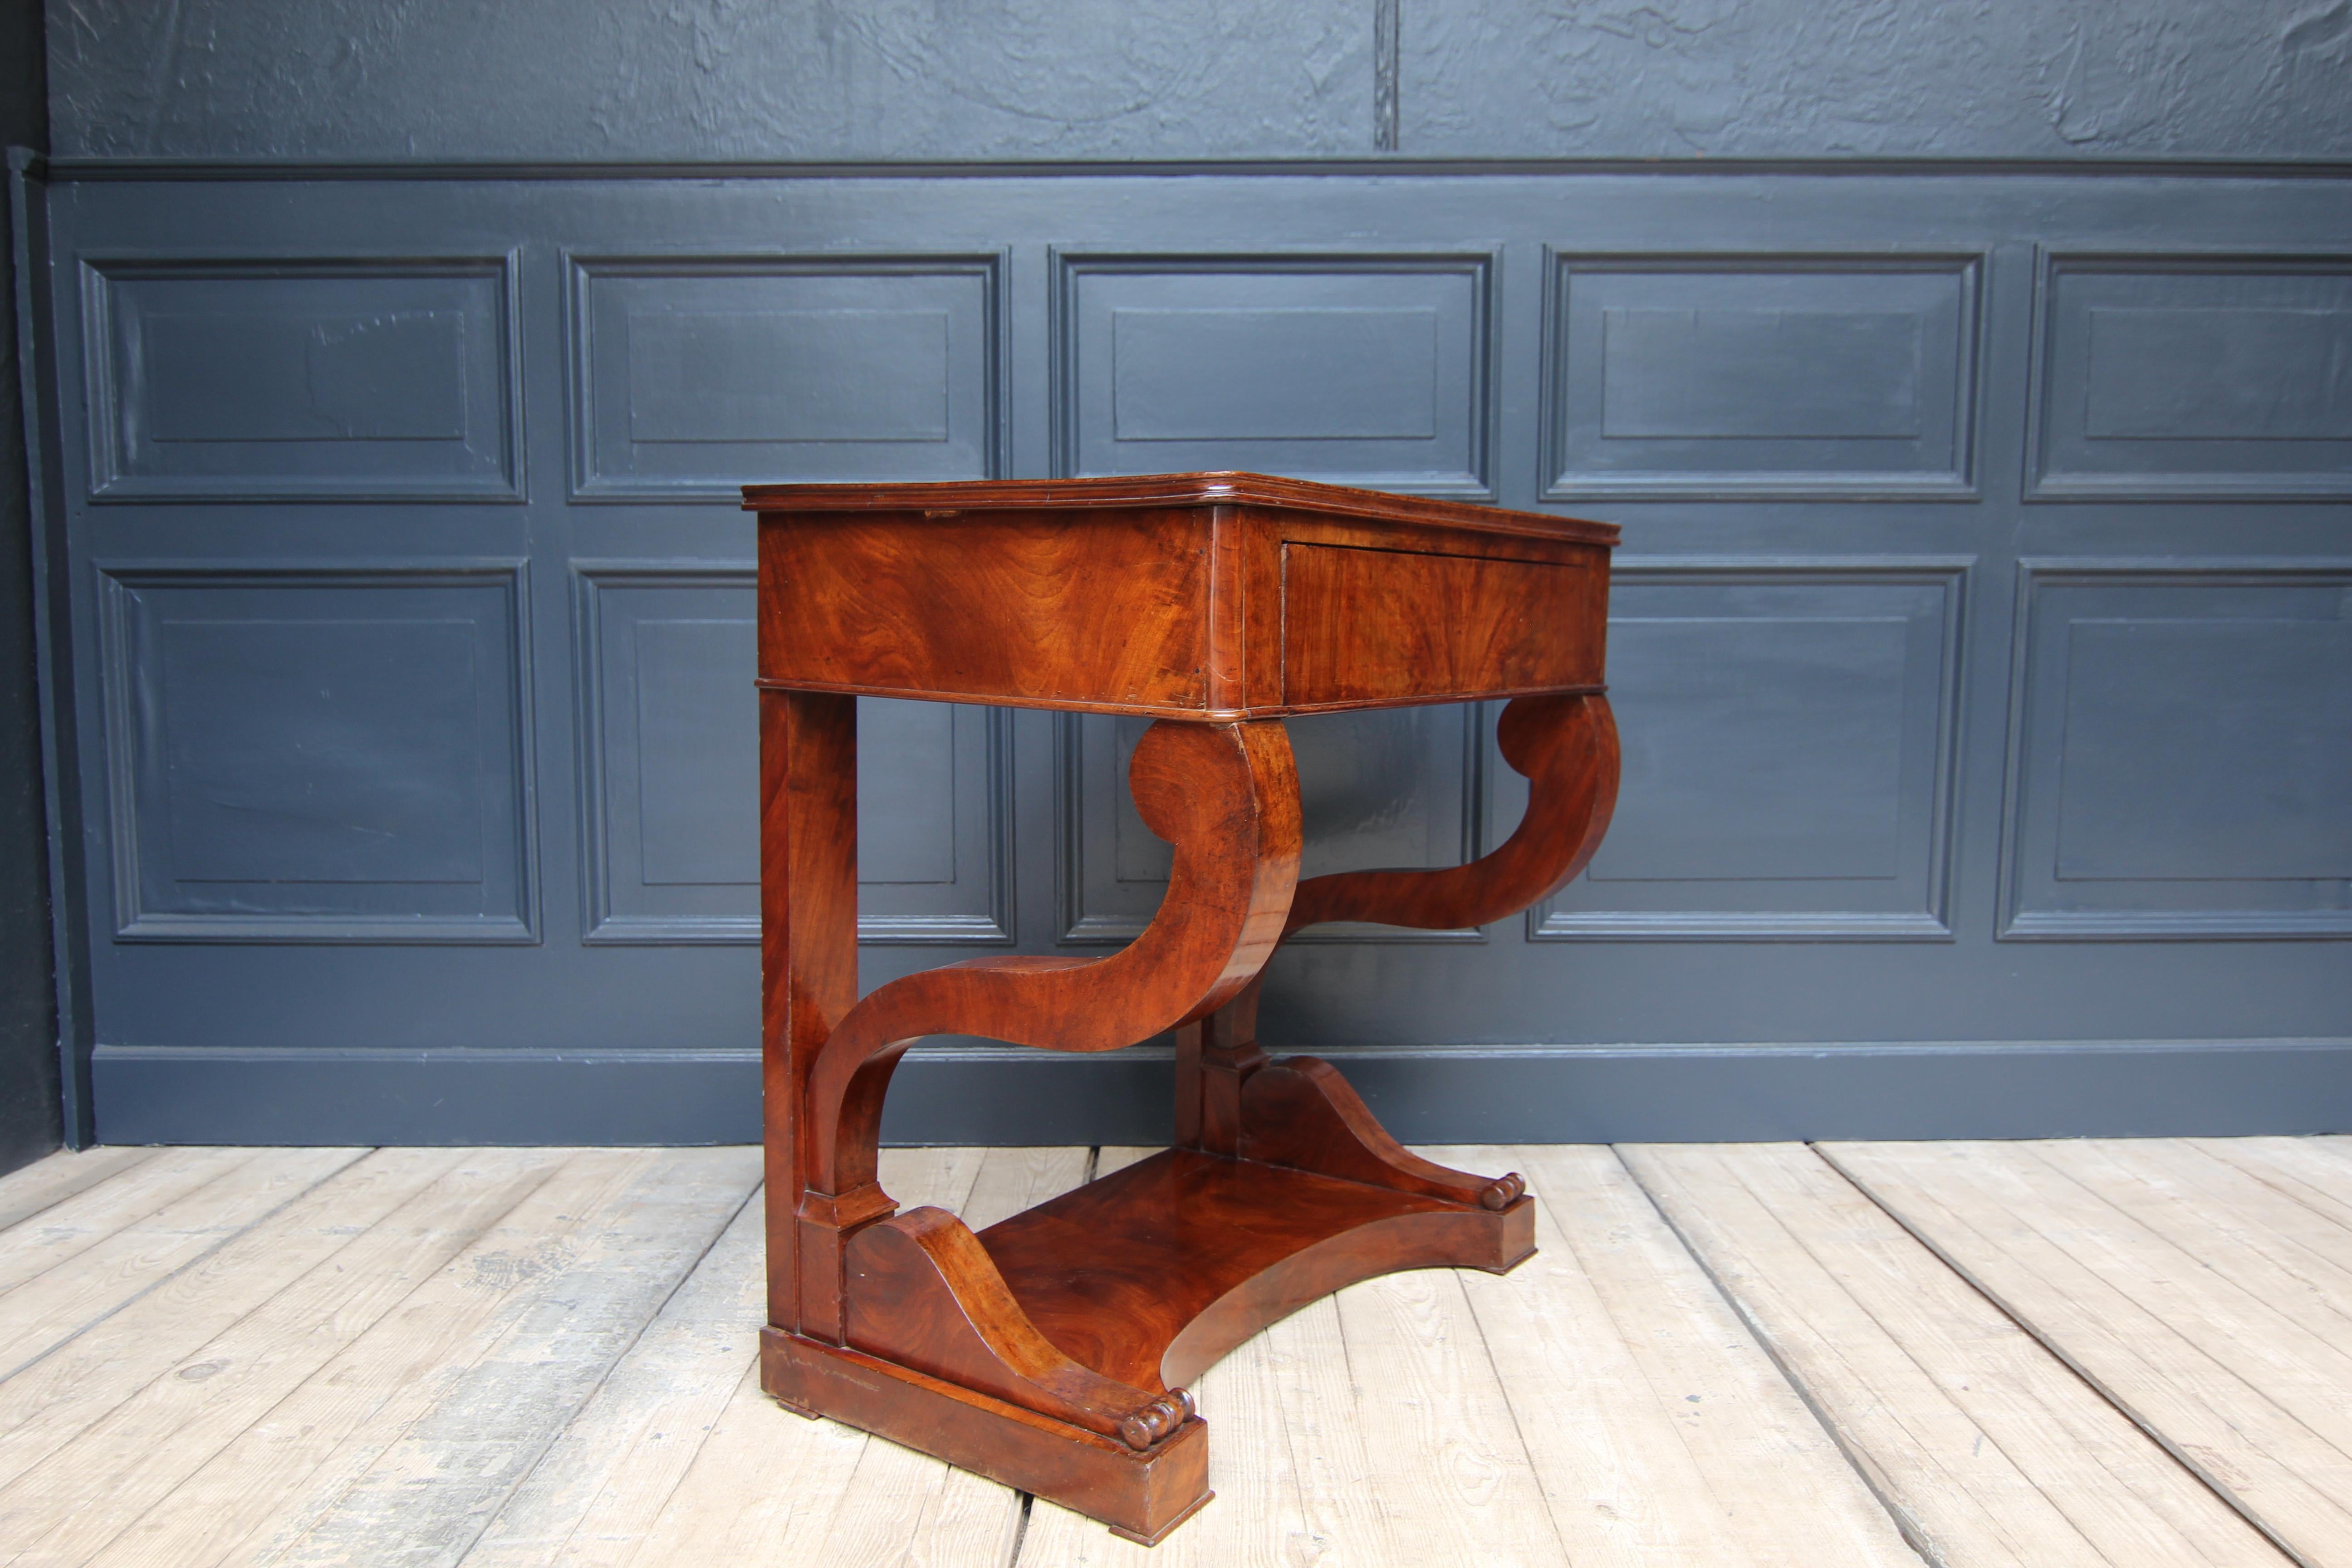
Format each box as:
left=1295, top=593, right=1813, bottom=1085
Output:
left=15, top=2, right=2352, bottom=1147
left=24, top=166, right=2352, bottom=1146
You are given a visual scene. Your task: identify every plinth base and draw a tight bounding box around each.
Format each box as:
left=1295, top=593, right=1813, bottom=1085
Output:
left=764, top=1141, right=1533, bottom=1544
left=761, top=1328, right=1213, bottom=1543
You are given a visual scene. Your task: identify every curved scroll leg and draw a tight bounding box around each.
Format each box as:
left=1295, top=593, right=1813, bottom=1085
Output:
left=1284, top=691, right=1619, bottom=938
left=761, top=699, right=1290, bottom=1541
left=1179, top=693, right=1618, bottom=1235
left=786, top=714, right=1299, bottom=1347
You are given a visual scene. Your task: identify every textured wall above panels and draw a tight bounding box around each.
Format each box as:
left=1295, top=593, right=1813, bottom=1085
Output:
left=1059, top=706, right=1480, bottom=944
left=1537, top=560, right=1967, bottom=940
left=568, top=255, right=1003, bottom=500
left=82, top=257, right=523, bottom=503
left=96, top=564, right=537, bottom=942
left=573, top=566, right=1011, bottom=945
left=1055, top=253, right=1494, bottom=496
left=1542, top=253, right=1982, bottom=500
left=2000, top=561, right=2352, bottom=938
left=47, top=0, right=2352, bottom=163
left=2028, top=254, right=2352, bottom=500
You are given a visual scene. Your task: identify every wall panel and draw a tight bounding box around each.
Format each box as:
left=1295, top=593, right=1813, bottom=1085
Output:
left=1536, top=560, right=1965, bottom=939
left=83, top=257, right=522, bottom=502
left=567, top=254, right=1003, bottom=500
left=97, top=563, right=535, bottom=941
left=574, top=566, right=1012, bottom=944
left=2001, top=561, right=2352, bottom=938
left=1060, top=705, right=1480, bottom=943
left=1055, top=252, right=1494, bottom=495
left=1543, top=253, right=1981, bottom=500
left=2028, top=255, right=2352, bottom=500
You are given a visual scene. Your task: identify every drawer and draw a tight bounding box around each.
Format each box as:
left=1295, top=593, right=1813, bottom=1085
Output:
left=1278, top=541, right=1607, bottom=707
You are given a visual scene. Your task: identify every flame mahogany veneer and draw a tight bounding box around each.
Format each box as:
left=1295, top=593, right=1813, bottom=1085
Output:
left=749, top=474, right=1619, bottom=1544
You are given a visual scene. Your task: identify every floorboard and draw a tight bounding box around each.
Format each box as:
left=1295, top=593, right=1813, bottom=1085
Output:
left=0, top=1149, right=368, bottom=1388
left=1626, top=1142, right=2288, bottom=1568
left=1823, top=1139, right=2352, bottom=1568
left=0, top=1149, right=476, bottom=1497
left=0, top=1147, right=568, bottom=1566
left=62, top=1149, right=647, bottom=1568
left=0, top=1150, right=164, bottom=1237
left=457, top=1181, right=767, bottom=1568
left=260, top=1147, right=764, bottom=1568
left=0, top=1149, right=292, bottom=1301
left=1459, top=1144, right=1920, bottom=1568
left=2183, top=1138, right=2352, bottom=1256
left=1, top=1138, right=2345, bottom=1567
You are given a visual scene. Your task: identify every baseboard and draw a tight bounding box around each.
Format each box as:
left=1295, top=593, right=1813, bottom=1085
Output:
left=88, top=1039, right=2352, bottom=1146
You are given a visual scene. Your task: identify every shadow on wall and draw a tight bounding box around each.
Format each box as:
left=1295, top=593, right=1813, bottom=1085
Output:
left=2, top=0, right=62, bottom=1174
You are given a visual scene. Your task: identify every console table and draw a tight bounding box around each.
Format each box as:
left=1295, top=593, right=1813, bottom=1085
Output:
left=746, top=473, right=1619, bottom=1544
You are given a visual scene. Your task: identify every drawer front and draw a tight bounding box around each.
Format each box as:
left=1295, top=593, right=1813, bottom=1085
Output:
left=761, top=508, right=1210, bottom=712
left=1279, top=542, right=1606, bottom=707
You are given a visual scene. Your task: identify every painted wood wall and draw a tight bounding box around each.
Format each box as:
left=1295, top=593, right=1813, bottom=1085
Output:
left=12, top=0, right=2350, bottom=1144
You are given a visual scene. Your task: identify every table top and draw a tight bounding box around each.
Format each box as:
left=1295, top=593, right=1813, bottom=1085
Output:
left=743, top=472, right=1617, bottom=547
left=750, top=473, right=1616, bottom=720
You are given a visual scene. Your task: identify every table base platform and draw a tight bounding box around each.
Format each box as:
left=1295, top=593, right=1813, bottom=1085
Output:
left=763, top=1330, right=1215, bottom=1546
left=763, top=1075, right=1533, bottom=1544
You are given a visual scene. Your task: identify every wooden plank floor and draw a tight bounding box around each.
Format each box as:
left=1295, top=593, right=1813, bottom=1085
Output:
left=1, top=1140, right=2344, bottom=1566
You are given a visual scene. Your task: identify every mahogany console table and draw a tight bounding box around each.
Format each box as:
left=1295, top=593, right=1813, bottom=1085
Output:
left=746, top=473, right=1619, bottom=1544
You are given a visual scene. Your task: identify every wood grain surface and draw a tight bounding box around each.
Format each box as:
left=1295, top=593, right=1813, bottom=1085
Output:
left=760, top=507, right=1214, bottom=711
left=751, top=478, right=1630, bottom=1539
left=1278, top=542, right=1605, bottom=706
left=751, top=471, right=1615, bottom=717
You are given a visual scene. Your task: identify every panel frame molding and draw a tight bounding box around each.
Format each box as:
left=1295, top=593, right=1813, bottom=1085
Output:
left=1997, top=555, right=2352, bottom=940
left=1534, top=553, right=1973, bottom=942
left=2023, top=247, right=2352, bottom=502
left=571, top=560, right=1015, bottom=945
left=1049, top=245, right=1502, bottom=499
left=94, top=556, right=541, bottom=944
left=78, top=250, right=528, bottom=505
left=1537, top=247, right=1989, bottom=502
left=561, top=248, right=1010, bottom=503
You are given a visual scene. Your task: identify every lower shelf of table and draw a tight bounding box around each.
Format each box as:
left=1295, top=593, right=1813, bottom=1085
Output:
left=976, top=1147, right=1534, bottom=1393
left=765, top=1145, right=1531, bottom=1542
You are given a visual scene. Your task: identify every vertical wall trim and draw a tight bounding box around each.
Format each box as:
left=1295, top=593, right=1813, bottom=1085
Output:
left=1373, top=1, right=1401, bottom=152
left=9, top=150, right=89, bottom=1146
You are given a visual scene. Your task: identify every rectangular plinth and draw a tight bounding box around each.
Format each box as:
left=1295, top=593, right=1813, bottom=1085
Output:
left=760, top=1327, right=1212, bottom=1545
left=749, top=472, right=1614, bottom=718
left=765, top=1153, right=1530, bottom=1543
